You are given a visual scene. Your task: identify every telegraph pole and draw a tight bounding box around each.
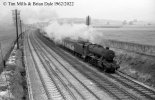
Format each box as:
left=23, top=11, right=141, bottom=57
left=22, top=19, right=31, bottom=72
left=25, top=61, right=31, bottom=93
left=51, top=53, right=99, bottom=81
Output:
left=15, top=9, right=19, bottom=49
left=0, top=42, right=5, bottom=67
left=20, top=20, right=23, bottom=39
left=86, top=15, right=91, bottom=26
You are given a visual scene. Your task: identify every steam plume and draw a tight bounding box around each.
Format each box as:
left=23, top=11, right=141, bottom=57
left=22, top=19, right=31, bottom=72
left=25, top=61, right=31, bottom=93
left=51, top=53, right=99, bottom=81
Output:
left=44, top=21, right=102, bottom=43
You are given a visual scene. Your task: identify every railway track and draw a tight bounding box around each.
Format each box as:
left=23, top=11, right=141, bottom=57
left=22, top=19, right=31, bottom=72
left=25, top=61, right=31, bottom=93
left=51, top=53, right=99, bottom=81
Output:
left=35, top=31, right=141, bottom=100
left=28, top=32, right=66, bottom=100
left=25, top=29, right=155, bottom=100
left=108, top=72, right=155, bottom=100
left=24, top=31, right=48, bottom=100
left=31, top=30, right=112, bottom=100
left=29, top=36, right=73, bottom=100
left=26, top=30, right=115, bottom=100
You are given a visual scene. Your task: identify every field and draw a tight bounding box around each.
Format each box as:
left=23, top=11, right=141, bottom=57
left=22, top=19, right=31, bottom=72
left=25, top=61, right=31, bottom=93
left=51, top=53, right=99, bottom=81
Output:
left=95, top=26, right=155, bottom=46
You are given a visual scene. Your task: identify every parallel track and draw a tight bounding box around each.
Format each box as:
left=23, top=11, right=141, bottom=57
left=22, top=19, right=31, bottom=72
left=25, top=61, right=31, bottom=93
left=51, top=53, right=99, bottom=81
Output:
left=24, top=31, right=49, bottom=100
left=31, top=30, right=108, bottom=100
left=27, top=32, right=65, bottom=100
left=26, top=29, right=155, bottom=100
left=36, top=32, right=140, bottom=100
left=30, top=35, right=86, bottom=100
left=109, top=72, right=155, bottom=100
left=30, top=38, right=76, bottom=100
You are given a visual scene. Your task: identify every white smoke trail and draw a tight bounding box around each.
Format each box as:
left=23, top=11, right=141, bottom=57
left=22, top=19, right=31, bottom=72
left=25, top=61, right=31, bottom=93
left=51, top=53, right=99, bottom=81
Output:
left=44, top=21, right=102, bottom=43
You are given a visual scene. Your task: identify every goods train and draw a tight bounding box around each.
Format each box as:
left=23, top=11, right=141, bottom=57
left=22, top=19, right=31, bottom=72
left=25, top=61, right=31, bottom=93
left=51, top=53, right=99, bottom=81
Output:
left=40, top=31, right=119, bottom=73
left=59, top=38, right=120, bottom=73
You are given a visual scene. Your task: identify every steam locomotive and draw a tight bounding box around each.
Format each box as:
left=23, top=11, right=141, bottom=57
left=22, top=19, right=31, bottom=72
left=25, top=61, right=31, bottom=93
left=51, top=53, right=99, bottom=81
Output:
left=59, top=38, right=120, bottom=72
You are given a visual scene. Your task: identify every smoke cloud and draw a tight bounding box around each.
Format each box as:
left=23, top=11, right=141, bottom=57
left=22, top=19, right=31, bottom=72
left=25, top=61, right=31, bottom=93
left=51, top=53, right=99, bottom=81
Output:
left=44, top=21, right=102, bottom=43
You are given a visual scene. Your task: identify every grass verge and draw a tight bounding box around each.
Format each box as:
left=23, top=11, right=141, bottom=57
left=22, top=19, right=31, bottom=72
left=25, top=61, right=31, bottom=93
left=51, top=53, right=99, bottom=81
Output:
left=0, top=36, right=28, bottom=100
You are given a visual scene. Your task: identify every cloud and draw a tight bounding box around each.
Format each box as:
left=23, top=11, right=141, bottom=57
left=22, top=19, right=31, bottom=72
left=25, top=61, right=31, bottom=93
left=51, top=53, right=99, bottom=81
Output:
left=0, top=0, right=58, bottom=24
left=20, top=8, right=58, bottom=24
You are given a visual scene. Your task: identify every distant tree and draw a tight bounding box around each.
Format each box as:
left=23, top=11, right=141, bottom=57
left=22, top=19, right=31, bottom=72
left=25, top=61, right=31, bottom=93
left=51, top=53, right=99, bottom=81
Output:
left=122, top=20, right=127, bottom=25
left=129, top=21, right=133, bottom=25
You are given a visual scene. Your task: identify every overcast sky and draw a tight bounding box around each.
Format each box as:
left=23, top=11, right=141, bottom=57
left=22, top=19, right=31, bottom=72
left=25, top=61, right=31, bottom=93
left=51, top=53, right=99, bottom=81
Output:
left=0, top=0, right=155, bottom=24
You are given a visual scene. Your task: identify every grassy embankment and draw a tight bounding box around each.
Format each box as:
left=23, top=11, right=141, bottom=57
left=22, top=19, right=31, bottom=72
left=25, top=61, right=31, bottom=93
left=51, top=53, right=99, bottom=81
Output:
left=97, top=27, right=155, bottom=88
left=0, top=24, right=16, bottom=73
left=0, top=32, right=27, bottom=100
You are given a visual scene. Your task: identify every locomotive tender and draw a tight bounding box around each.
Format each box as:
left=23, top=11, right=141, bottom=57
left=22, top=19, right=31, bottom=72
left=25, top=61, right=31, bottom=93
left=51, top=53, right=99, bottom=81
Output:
left=60, top=38, right=120, bottom=72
